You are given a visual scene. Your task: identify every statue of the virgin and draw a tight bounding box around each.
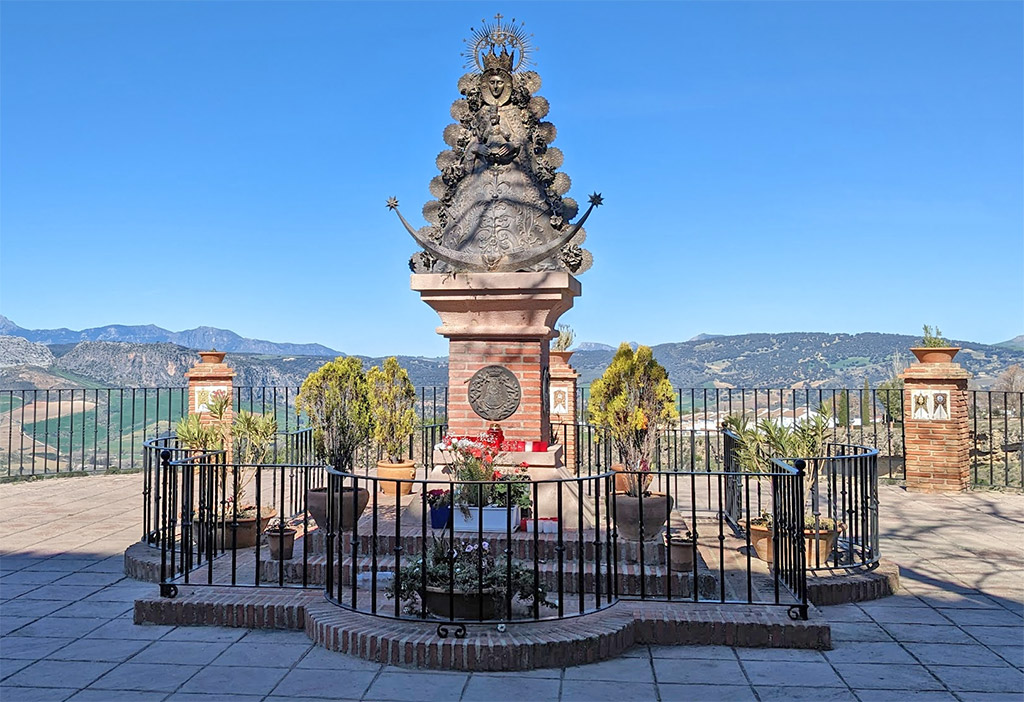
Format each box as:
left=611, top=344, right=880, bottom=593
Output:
left=389, top=15, right=601, bottom=274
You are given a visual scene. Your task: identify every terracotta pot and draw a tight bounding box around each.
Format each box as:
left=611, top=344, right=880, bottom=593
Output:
left=747, top=521, right=774, bottom=562
left=804, top=527, right=840, bottom=567
left=746, top=522, right=841, bottom=565
left=198, top=350, right=227, bottom=364
left=305, top=486, right=370, bottom=532
left=613, top=492, right=673, bottom=541
left=266, top=527, right=296, bottom=560
left=206, top=509, right=276, bottom=549
left=910, top=347, right=960, bottom=364
left=550, top=350, right=575, bottom=366
left=665, top=532, right=696, bottom=571
left=423, top=587, right=499, bottom=620
left=377, top=460, right=416, bottom=496
left=610, top=464, right=630, bottom=493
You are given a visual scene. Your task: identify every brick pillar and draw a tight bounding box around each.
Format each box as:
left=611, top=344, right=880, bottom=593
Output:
left=900, top=358, right=971, bottom=492
left=412, top=271, right=580, bottom=446
left=549, top=350, right=579, bottom=472
left=184, top=350, right=236, bottom=452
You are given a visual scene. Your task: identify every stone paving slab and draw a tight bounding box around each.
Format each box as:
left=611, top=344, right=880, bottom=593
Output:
left=0, top=474, right=1022, bottom=701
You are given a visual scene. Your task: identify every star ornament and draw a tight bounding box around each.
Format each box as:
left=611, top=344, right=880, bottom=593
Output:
left=386, top=197, right=400, bottom=210
left=588, top=192, right=604, bottom=207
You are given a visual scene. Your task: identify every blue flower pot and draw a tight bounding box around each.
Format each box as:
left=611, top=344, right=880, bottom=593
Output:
left=429, top=505, right=451, bottom=529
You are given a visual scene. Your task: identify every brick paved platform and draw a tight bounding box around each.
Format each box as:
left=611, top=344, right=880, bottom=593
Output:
left=3, top=474, right=1021, bottom=700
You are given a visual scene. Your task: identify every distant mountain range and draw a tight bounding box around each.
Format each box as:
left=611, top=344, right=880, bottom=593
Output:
left=0, top=315, right=339, bottom=357
left=996, top=335, right=1024, bottom=351
left=0, top=317, right=1021, bottom=391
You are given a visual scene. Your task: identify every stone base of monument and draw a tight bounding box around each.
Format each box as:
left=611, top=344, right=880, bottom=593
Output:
left=406, top=445, right=596, bottom=529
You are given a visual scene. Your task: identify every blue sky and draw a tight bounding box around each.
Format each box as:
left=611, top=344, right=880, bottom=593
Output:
left=2, top=1, right=1021, bottom=357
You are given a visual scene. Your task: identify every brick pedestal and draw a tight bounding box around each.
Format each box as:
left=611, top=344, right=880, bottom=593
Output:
left=900, top=360, right=971, bottom=492
left=411, top=272, right=580, bottom=444
left=184, top=350, right=236, bottom=452
left=549, top=350, right=580, bottom=472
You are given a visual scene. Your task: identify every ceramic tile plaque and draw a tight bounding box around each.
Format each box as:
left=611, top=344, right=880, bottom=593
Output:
left=910, top=389, right=951, bottom=421
left=194, top=385, right=231, bottom=414
left=550, top=386, right=569, bottom=415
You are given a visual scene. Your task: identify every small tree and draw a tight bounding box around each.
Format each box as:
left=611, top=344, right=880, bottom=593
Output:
left=994, top=364, right=1024, bottom=393
left=366, top=357, right=417, bottom=464
left=587, top=343, right=678, bottom=495
left=296, top=357, right=372, bottom=471
left=233, top=410, right=278, bottom=465
left=878, top=351, right=906, bottom=422
left=837, top=390, right=850, bottom=427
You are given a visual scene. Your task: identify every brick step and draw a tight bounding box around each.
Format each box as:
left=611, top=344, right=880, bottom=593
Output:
left=304, top=599, right=832, bottom=670
left=298, top=527, right=674, bottom=565
left=258, top=552, right=718, bottom=599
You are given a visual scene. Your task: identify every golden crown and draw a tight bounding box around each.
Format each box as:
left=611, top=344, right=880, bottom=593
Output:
left=482, top=46, right=514, bottom=74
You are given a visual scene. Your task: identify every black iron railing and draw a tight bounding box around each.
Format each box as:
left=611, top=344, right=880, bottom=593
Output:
left=969, top=390, right=1024, bottom=488
left=150, top=426, right=811, bottom=625
left=0, top=385, right=448, bottom=479
left=722, top=429, right=880, bottom=574
left=7, top=383, right=1019, bottom=486
left=319, top=463, right=810, bottom=624
left=153, top=450, right=326, bottom=596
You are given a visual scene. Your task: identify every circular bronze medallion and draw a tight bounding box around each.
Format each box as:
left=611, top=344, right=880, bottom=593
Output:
left=467, top=365, right=521, bottom=421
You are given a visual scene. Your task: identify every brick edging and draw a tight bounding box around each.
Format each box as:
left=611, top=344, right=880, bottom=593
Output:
left=124, top=541, right=162, bottom=583
left=133, top=586, right=831, bottom=670
left=807, top=559, right=901, bottom=606
left=133, top=585, right=316, bottom=629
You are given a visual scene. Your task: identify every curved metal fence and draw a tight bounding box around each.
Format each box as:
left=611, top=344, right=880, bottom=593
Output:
left=147, top=425, right=812, bottom=625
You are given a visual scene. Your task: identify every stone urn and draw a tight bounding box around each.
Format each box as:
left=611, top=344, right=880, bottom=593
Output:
left=198, top=350, right=227, bottom=364
left=266, top=526, right=296, bottom=560
left=910, top=347, right=960, bottom=364
left=665, top=530, right=696, bottom=571
left=612, top=492, right=673, bottom=541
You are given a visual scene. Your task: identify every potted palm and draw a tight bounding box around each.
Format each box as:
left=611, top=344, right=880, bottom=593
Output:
left=367, top=357, right=418, bottom=496
left=178, top=393, right=279, bottom=549
left=296, top=357, right=373, bottom=532
left=726, top=410, right=842, bottom=564
left=910, top=324, right=959, bottom=364
left=588, top=343, right=678, bottom=541
left=210, top=399, right=279, bottom=549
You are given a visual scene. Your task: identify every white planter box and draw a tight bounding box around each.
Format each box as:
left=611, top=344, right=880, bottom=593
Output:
left=452, top=505, right=521, bottom=533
